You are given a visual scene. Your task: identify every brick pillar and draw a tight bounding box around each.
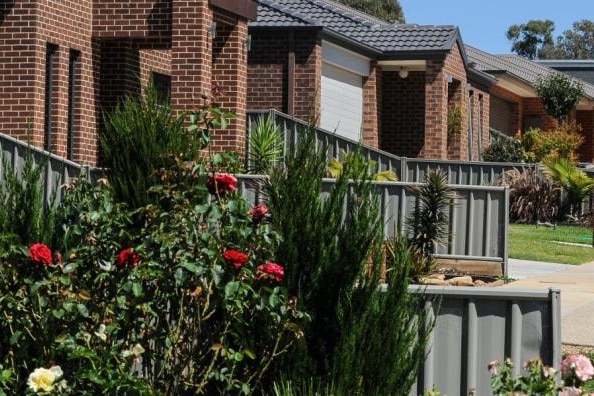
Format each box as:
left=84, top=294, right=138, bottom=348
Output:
left=424, top=60, right=447, bottom=159
left=445, top=80, right=468, bottom=160
left=362, top=62, right=379, bottom=148
left=170, top=0, right=212, bottom=113
left=211, top=10, right=248, bottom=155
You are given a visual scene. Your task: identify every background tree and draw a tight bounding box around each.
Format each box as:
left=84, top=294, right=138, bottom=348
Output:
left=334, top=0, right=405, bottom=22
left=535, top=73, right=584, bottom=122
left=506, top=20, right=558, bottom=59
left=507, top=19, right=594, bottom=59
left=556, top=20, right=594, bottom=59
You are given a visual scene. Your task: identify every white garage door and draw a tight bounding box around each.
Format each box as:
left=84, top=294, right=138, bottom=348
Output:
left=321, top=62, right=363, bottom=141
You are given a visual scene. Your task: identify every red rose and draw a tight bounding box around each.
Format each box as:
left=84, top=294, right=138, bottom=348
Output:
left=28, top=243, right=53, bottom=265
left=206, top=173, right=237, bottom=196
left=222, top=249, right=249, bottom=269
left=116, top=248, right=141, bottom=269
left=257, top=262, right=284, bottom=282
left=249, top=204, right=268, bottom=223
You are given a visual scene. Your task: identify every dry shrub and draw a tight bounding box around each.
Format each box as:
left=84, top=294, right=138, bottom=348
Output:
left=521, top=122, right=583, bottom=163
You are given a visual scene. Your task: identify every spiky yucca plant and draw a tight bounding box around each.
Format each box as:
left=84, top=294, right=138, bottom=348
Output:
left=407, top=169, right=453, bottom=258
left=248, top=114, right=284, bottom=174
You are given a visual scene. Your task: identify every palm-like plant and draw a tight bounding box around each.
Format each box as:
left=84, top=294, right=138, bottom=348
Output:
left=247, top=114, right=284, bottom=174
left=406, top=169, right=453, bottom=258
left=543, top=158, right=594, bottom=217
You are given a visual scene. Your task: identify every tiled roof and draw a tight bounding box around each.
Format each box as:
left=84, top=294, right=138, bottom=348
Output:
left=466, top=45, right=594, bottom=100
left=251, top=0, right=460, bottom=54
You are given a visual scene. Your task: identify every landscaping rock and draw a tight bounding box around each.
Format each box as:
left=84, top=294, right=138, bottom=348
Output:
left=486, top=279, right=505, bottom=287
left=447, top=276, right=474, bottom=286
left=474, top=279, right=486, bottom=287
left=419, top=277, right=449, bottom=286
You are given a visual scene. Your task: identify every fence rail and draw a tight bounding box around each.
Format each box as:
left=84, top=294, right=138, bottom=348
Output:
left=247, top=109, right=530, bottom=186
left=411, top=286, right=561, bottom=396
left=0, top=132, right=103, bottom=206
left=236, top=175, right=509, bottom=269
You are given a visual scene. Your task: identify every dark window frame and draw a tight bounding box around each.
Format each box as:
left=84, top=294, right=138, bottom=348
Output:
left=67, top=50, right=80, bottom=161
left=44, top=43, right=58, bottom=152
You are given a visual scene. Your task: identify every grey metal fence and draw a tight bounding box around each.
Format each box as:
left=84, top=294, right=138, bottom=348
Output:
left=246, top=109, right=530, bottom=185
left=237, top=175, right=509, bottom=269
left=411, top=286, right=561, bottom=396
left=0, top=132, right=103, bottom=206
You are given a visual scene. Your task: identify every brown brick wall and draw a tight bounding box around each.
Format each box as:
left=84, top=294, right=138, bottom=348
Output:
left=577, top=110, right=594, bottom=163
left=93, top=0, right=171, bottom=39
left=0, top=0, right=98, bottom=164
left=247, top=32, right=287, bottom=112
left=522, top=97, right=558, bottom=131
left=211, top=8, right=248, bottom=154
left=490, top=85, right=522, bottom=135
left=442, top=44, right=469, bottom=160
left=247, top=30, right=321, bottom=123
left=467, top=89, right=490, bottom=161
left=476, top=89, right=490, bottom=160
left=361, top=62, right=379, bottom=148
left=380, top=70, right=425, bottom=157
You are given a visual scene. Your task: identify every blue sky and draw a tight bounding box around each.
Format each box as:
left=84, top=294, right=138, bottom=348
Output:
left=398, top=0, right=593, bottom=54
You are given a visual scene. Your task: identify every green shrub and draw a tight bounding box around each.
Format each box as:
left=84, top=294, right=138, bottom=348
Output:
left=535, top=72, right=584, bottom=122
left=248, top=114, right=284, bottom=174
left=268, top=128, right=431, bottom=394
left=499, top=168, right=561, bottom=223
left=482, top=134, right=525, bottom=163
left=521, top=123, right=583, bottom=163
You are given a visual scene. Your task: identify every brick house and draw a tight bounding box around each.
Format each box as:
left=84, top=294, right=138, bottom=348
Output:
left=0, top=0, right=257, bottom=165
left=247, top=0, right=496, bottom=160
left=466, top=46, right=594, bottom=162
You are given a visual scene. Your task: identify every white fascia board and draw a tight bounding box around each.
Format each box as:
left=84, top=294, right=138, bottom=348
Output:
left=322, top=40, right=370, bottom=76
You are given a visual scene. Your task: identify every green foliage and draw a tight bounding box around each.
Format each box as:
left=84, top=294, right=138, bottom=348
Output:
left=482, top=134, right=525, bottom=163
left=507, top=18, right=594, bottom=59
left=268, top=128, right=430, bottom=393
left=327, top=150, right=398, bottom=181
left=535, top=73, right=584, bottom=122
left=500, top=168, right=561, bottom=223
left=521, top=124, right=583, bottom=163
left=0, top=149, right=56, bottom=250
left=407, top=169, right=453, bottom=261
left=490, top=358, right=560, bottom=395
left=543, top=157, right=594, bottom=217
left=331, top=237, right=432, bottom=395
left=248, top=114, right=284, bottom=174
left=446, top=105, right=462, bottom=146
left=332, top=0, right=405, bottom=22
left=506, top=19, right=558, bottom=59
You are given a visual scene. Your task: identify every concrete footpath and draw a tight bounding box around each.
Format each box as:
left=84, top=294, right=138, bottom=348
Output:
left=503, top=259, right=594, bottom=346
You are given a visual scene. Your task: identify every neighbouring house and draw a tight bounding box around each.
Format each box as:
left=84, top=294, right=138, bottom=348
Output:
left=538, top=60, right=594, bottom=86
left=466, top=46, right=594, bottom=162
left=247, top=0, right=496, bottom=161
left=0, top=0, right=257, bottom=165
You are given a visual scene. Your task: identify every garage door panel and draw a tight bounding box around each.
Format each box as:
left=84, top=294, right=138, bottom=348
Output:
left=321, top=62, right=363, bottom=141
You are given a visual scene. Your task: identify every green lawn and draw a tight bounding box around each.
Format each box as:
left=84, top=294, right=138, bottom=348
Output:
left=509, top=224, right=594, bottom=265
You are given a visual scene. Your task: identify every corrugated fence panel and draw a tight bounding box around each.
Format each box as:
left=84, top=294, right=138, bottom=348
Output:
left=236, top=175, right=509, bottom=265
left=0, top=132, right=102, bottom=206
left=411, top=287, right=561, bottom=396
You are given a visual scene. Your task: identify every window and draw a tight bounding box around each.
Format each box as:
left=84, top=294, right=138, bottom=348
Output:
left=67, top=50, right=80, bottom=161
left=151, top=72, right=171, bottom=104
left=523, top=115, right=543, bottom=131
left=44, top=44, right=58, bottom=152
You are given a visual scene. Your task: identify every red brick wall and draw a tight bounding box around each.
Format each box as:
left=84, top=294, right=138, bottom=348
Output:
left=380, top=70, right=425, bottom=157
left=467, top=89, right=490, bottom=161
left=361, top=62, right=379, bottom=148
left=577, top=110, right=594, bottom=162
left=93, top=0, right=171, bottom=39
left=247, top=32, right=287, bottom=112
left=489, top=85, right=522, bottom=135
left=442, top=44, right=469, bottom=160
left=211, top=8, right=248, bottom=154
left=247, top=30, right=321, bottom=123
left=522, top=97, right=558, bottom=131
left=0, top=0, right=98, bottom=164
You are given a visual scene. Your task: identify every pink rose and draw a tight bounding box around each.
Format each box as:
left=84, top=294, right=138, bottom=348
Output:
left=206, top=173, right=237, bottom=196
left=28, top=243, right=53, bottom=265
left=222, top=249, right=249, bottom=269
left=249, top=204, right=268, bottom=223
left=257, top=262, right=284, bottom=282
left=116, top=248, right=141, bottom=269
left=562, top=354, right=594, bottom=382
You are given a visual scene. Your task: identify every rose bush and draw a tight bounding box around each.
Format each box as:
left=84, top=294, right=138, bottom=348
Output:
left=0, top=108, right=304, bottom=394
